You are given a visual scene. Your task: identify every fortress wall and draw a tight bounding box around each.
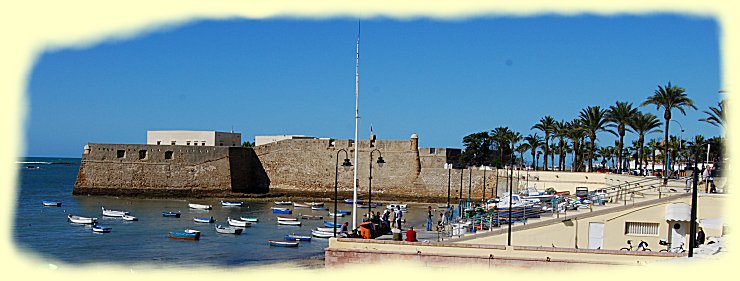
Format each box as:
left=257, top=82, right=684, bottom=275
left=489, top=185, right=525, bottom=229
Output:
left=74, top=144, right=266, bottom=197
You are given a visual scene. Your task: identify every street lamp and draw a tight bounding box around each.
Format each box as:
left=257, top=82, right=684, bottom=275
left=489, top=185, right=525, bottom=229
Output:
left=368, top=149, right=385, bottom=218
left=333, top=149, right=352, bottom=237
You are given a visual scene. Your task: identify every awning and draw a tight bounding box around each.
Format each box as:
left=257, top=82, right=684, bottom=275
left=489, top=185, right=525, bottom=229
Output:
left=698, top=218, right=724, bottom=230
left=665, top=203, right=691, bottom=221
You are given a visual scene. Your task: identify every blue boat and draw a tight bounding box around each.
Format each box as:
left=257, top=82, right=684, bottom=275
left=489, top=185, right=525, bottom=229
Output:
left=285, top=234, right=311, bottom=241
left=162, top=212, right=181, bottom=218
left=271, top=207, right=292, bottom=214
left=323, top=221, right=341, bottom=228
left=194, top=216, right=215, bottom=223
left=336, top=210, right=351, bottom=215
left=168, top=231, right=200, bottom=240
left=268, top=240, right=299, bottom=247
left=41, top=200, right=62, bottom=207
left=343, top=199, right=365, bottom=204
left=92, top=225, right=112, bottom=233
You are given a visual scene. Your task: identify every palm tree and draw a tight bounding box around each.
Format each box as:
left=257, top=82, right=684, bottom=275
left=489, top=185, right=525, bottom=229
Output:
left=699, top=100, right=725, bottom=128
left=507, top=131, right=523, bottom=165
left=628, top=112, right=662, bottom=175
left=549, top=143, right=557, bottom=171
left=607, top=101, right=638, bottom=172
left=553, top=120, right=568, bottom=171
left=579, top=106, right=615, bottom=172
left=642, top=82, right=696, bottom=183
left=597, top=146, right=610, bottom=170
left=516, top=143, right=531, bottom=167
left=565, top=119, right=586, bottom=172
left=524, top=133, right=543, bottom=170
left=491, top=127, right=514, bottom=167
left=647, top=138, right=659, bottom=175
left=532, top=116, right=556, bottom=171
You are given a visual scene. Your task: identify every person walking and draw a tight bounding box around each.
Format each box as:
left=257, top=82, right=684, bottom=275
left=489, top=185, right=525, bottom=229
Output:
left=390, top=208, right=396, bottom=229
left=426, top=206, right=433, bottom=231
left=395, top=206, right=403, bottom=230
left=696, top=227, right=706, bottom=247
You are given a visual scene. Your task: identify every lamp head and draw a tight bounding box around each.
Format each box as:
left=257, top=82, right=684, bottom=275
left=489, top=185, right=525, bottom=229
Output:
left=342, top=159, right=352, bottom=171
left=376, top=156, right=385, bottom=168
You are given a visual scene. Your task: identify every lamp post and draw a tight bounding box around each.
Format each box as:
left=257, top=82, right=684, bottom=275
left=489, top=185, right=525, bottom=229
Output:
left=447, top=165, right=451, bottom=214
left=333, top=149, right=352, bottom=237
left=459, top=167, right=464, bottom=218
left=507, top=157, right=514, bottom=246
left=368, top=149, right=385, bottom=217
left=688, top=146, right=699, bottom=257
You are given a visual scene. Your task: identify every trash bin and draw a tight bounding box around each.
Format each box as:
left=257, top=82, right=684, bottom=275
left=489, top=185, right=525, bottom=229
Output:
left=392, top=228, right=402, bottom=241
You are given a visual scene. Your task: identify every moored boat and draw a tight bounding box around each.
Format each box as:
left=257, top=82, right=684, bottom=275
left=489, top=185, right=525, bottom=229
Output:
left=343, top=199, right=364, bottom=204
left=122, top=215, right=138, bottom=221
left=305, top=202, right=324, bottom=207
left=220, top=201, right=244, bottom=207
left=188, top=203, right=212, bottom=210
left=336, top=210, right=351, bottom=215
left=184, top=229, right=201, bottom=234
left=193, top=216, right=215, bottom=223
left=92, top=225, right=112, bottom=233
left=67, top=215, right=97, bottom=224
left=311, top=230, right=334, bottom=238
left=323, top=221, right=341, bottom=228
left=215, top=225, right=242, bottom=235
left=299, top=214, right=323, bottom=220
left=102, top=207, right=129, bottom=217
left=240, top=217, right=258, bottom=223
left=169, top=231, right=200, bottom=240
left=311, top=206, right=329, bottom=211
left=274, top=201, right=293, bottom=206
left=285, top=233, right=312, bottom=241
left=162, top=212, right=181, bottom=218
left=276, top=215, right=298, bottom=221
left=328, top=212, right=344, bottom=217
left=268, top=240, right=299, bottom=247
left=271, top=207, right=292, bottom=214
left=277, top=220, right=301, bottom=226
left=42, top=200, right=62, bottom=207
left=227, top=217, right=251, bottom=227
left=316, top=227, right=341, bottom=233
left=293, top=202, right=310, bottom=208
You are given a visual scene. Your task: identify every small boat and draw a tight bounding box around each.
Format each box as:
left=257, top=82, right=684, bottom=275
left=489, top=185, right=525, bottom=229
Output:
left=356, top=204, right=376, bottom=209
left=193, top=216, right=215, bottom=223
left=300, top=214, right=323, bottom=220
left=271, top=207, right=292, bottom=214
left=316, top=227, right=341, bottom=233
left=67, top=215, right=97, bottom=224
left=311, top=206, right=329, bottom=211
left=188, top=203, right=212, bottom=210
left=268, top=240, right=299, bottom=247
left=240, top=217, right=258, bottom=223
left=277, top=220, right=301, bottom=226
left=220, top=201, right=244, bottom=207
left=92, top=225, right=112, bottom=233
left=311, top=230, right=335, bottom=238
left=277, top=215, right=298, bottom=221
left=162, top=212, right=181, bottom=218
left=305, top=202, right=324, bottom=207
left=274, top=201, right=293, bottom=206
left=285, top=234, right=312, bottom=241
left=169, top=231, right=200, bottom=240
left=42, top=200, right=62, bottom=207
left=122, top=215, right=138, bottom=221
left=328, top=212, right=344, bottom=217
left=323, top=221, right=342, bottom=228
left=102, top=207, right=129, bottom=217
left=184, top=229, right=201, bottom=234
left=227, top=217, right=251, bottom=227
left=344, top=199, right=364, bottom=204
left=215, top=225, right=242, bottom=235
left=293, top=202, right=311, bottom=208
left=336, top=210, right=351, bottom=215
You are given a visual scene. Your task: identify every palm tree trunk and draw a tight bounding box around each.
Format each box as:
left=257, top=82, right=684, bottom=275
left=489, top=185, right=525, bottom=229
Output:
left=663, top=115, right=670, bottom=185
left=589, top=136, right=595, bottom=172
left=543, top=136, right=549, bottom=171
left=618, top=133, right=624, bottom=172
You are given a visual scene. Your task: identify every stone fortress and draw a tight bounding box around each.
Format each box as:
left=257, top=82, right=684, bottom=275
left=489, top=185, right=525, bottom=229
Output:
left=74, top=131, right=679, bottom=201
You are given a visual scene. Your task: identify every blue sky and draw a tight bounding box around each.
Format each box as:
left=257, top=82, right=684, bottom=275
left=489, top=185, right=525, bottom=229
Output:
left=25, top=15, right=723, bottom=158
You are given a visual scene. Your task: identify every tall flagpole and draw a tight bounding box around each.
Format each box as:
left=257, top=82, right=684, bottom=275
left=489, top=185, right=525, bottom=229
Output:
left=352, top=21, right=360, bottom=230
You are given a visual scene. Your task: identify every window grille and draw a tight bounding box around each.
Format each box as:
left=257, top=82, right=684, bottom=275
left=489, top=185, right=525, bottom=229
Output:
left=625, top=222, right=659, bottom=236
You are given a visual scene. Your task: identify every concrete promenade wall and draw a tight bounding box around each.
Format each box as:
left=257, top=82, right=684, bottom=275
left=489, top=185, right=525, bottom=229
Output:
left=74, top=143, right=268, bottom=197
left=325, top=238, right=682, bottom=268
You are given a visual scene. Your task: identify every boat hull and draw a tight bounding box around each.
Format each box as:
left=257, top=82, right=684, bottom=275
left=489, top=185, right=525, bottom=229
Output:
left=169, top=231, right=200, bottom=240
left=193, top=217, right=215, bottom=223
left=285, top=234, right=311, bottom=241
left=188, top=204, right=213, bottom=210
left=68, top=215, right=97, bottom=224
left=215, top=226, right=243, bottom=235
left=227, top=218, right=251, bottom=227
left=271, top=208, right=292, bottom=214
left=277, top=220, right=301, bottom=226
left=42, top=201, right=62, bottom=207
left=92, top=225, right=112, bottom=233
left=162, top=212, right=181, bottom=218
left=311, top=230, right=334, bottom=238
left=268, top=240, right=299, bottom=247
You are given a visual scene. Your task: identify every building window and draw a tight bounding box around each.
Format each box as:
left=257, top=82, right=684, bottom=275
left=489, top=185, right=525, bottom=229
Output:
left=117, top=150, right=125, bottom=159
left=164, top=151, right=173, bottom=160
left=186, top=141, right=191, bottom=146
left=201, top=142, right=206, bottom=146
left=430, top=148, right=436, bottom=154
left=625, top=222, right=659, bottom=236
left=171, top=141, right=176, bottom=145
left=139, top=150, right=147, bottom=160
left=156, top=141, right=161, bottom=145
left=219, top=142, right=223, bottom=146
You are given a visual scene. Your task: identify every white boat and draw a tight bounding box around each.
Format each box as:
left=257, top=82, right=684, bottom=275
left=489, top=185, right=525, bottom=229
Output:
left=184, top=229, right=201, bottom=234
left=189, top=203, right=212, bottom=210
left=311, top=206, right=329, bottom=211
left=227, top=217, right=251, bottom=227
left=328, top=212, right=344, bottom=217
left=277, top=220, right=301, bottom=226
left=311, top=230, right=334, bottom=238
left=193, top=216, right=215, bottom=223
left=274, top=201, right=293, bottom=205
left=92, top=225, right=112, bottom=233
left=316, top=227, right=342, bottom=233
left=215, top=225, right=242, bottom=235
left=293, top=202, right=311, bottom=208
left=122, top=215, right=138, bottom=221
left=220, top=201, right=244, bottom=207
left=240, top=217, right=258, bottom=222
left=101, top=207, right=129, bottom=217
left=305, top=202, right=324, bottom=207
left=386, top=204, right=408, bottom=210
left=67, top=215, right=97, bottom=224
left=277, top=215, right=298, bottom=221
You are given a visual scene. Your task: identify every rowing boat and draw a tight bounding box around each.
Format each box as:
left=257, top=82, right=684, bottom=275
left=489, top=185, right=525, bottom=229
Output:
left=188, top=203, right=212, bottom=210
left=169, top=231, right=200, bottom=240
left=277, top=220, right=301, bottom=226
left=193, top=216, right=215, bottom=223
left=227, top=217, right=251, bottom=227
left=67, top=215, right=97, bottom=224
left=268, top=240, right=299, bottom=247
left=285, top=234, right=312, bottom=241
left=277, top=215, right=298, bottom=221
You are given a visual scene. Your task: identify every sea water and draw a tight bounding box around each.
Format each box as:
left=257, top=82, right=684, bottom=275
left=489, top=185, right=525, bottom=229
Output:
left=13, top=157, right=434, bottom=268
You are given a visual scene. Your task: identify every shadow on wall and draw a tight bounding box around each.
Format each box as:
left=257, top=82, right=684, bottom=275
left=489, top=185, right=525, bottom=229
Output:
left=230, top=147, right=270, bottom=193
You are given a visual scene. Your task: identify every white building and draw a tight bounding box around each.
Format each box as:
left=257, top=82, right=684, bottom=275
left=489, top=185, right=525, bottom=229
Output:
left=254, top=135, right=316, bottom=146
left=147, top=130, right=241, bottom=147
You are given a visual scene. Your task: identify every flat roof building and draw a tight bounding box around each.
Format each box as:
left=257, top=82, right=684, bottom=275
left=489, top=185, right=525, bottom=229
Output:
left=254, top=135, right=316, bottom=146
left=147, top=130, right=241, bottom=147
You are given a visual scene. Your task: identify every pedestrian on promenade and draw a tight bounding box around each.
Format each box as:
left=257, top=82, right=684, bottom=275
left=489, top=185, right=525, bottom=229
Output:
left=390, top=208, right=396, bottom=229
left=426, top=206, right=433, bottom=231
left=395, top=206, right=403, bottom=230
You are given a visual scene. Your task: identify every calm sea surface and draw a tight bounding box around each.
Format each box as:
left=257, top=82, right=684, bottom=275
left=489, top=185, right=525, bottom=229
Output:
left=13, top=157, right=431, bottom=268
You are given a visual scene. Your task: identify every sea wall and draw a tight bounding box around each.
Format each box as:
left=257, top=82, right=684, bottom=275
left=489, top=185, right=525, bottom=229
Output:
left=73, top=143, right=268, bottom=197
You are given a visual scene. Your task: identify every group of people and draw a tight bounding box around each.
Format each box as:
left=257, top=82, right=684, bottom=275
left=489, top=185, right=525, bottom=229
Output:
left=343, top=206, right=406, bottom=239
